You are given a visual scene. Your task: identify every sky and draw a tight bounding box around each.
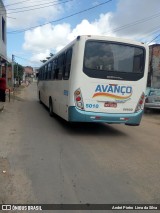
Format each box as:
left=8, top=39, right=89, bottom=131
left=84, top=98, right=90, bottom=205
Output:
left=3, top=0, right=160, bottom=67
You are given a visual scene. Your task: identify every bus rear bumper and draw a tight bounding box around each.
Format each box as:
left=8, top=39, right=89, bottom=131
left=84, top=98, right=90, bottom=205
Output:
left=68, top=106, right=143, bottom=125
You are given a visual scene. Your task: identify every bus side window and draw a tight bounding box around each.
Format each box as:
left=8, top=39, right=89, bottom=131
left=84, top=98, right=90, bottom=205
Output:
left=40, top=70, right=42, bottom=80
left=46, top=64, right=49, bottom=80
left=42, top=67, right=45, bottom=80
left=40, top=69, right=42, bottom=80
left=54, top=58, right=59, bottom=80
left=38, top=69, right=40, bottom=80
left=48, top=62, right=52, bottom=80
left=44, top=65, right=48, bottom=80
left=51, top=59, right=56, bottom=80
left=63, top=48, right=72, bottom=80
left=56, top=54, right=65, bottom=80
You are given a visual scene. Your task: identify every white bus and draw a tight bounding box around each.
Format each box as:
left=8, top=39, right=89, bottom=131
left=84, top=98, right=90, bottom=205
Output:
left=37, top=35, right=149, bottom=126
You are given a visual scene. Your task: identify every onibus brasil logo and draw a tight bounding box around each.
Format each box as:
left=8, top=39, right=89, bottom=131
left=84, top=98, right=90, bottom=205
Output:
left=92, top=84, right=133, bottom=102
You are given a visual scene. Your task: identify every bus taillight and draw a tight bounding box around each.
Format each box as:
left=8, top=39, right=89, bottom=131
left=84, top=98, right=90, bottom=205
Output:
left=76, top=96, right=81, bottom=101
left=135, top=92, right=145, bottom=112
left=74, top=88, right=84, bottom=110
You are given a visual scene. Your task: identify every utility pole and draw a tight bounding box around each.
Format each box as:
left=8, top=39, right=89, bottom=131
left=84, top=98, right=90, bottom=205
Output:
left=0, top=61, right=1, bottom=77
left=6, top=62, right=8, bottom=88
left=12, top=54, right=15, bottom=88
left=16, top=63, right=19, bottom=86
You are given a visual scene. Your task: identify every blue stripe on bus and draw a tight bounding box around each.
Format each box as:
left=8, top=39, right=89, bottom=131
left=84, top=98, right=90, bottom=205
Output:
left=68, top=106, right=143, bottom=125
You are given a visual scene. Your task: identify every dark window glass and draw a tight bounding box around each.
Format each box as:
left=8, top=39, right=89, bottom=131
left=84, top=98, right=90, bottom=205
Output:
left=51, top=60, right=56, bottom=80
left=48, top=62, right=52, bottom=80
left=54, top=59, right=58, bottom=79
left=42, top=67, right=45, bottom=80
left=38, top=69, right=40, bottom=80
left=63, top=48, right=72, bottom=80
left=41, top=68, right=44, bottom=80
left=40, top=68, right=42, bottom=80
left=83, top=41, right=145, bottom=81
left=2, top=17, right=5, bottom=42
left=56, top=54, right=65, bottom=80
left=45, top=65, right=48, bottom=80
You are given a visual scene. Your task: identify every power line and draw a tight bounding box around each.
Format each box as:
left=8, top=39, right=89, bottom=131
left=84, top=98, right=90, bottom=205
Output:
left=7, top=0, right=112, bottom=34
left=0, top=0, right=65, bottom=8
left=0, top=0, right=32, bottom=8
left=14, top=55, right=34, bottom=62
left=5, top=0, right=54, bottom=7
left=148, top=33, right=160, bottom=44
left=139, top=25, right=160, bottom=42
left=7, top=16, right=16, bottom=19
left=5, top=0, right=34, bottom=7
left=0, top=0, right=73, bottom=14
left=105, top=11, right=160, bottom=35
left=5, top=0, right=67, bottom=11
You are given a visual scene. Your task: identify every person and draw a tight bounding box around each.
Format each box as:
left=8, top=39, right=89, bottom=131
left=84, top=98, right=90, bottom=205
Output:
left=0, top=73, right=7, bottom=110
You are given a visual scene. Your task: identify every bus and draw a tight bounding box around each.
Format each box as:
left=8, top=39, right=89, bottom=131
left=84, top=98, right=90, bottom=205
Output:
left=37, top=35, right=149, bottom=126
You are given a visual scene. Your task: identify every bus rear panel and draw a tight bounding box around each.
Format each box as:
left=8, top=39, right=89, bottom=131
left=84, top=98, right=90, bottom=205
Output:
left=68, top=36, right=149, bottom=126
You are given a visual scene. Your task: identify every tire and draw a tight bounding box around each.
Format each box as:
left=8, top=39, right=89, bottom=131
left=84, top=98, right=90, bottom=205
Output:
left=125, top=123, right=140, bottom=126
left=49, top=99, right=54, bottom=117
left=144, top=108, right=150, bottom=113
left=39, top=92, right=42, bottom=104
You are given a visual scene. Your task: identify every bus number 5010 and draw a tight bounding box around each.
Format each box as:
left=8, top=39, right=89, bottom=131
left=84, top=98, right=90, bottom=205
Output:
left=86, top=104, right=99, bottom=108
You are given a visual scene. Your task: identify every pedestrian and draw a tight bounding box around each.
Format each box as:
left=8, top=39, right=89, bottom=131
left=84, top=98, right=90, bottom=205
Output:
left=0, top=73, right=7, bottom=111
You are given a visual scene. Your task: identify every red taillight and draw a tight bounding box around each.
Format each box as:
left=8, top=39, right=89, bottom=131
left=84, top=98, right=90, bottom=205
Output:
left=135, top=92, right=145, bottom=112
left=76, top=96, right=81, bottom=101
left=139, top=100, right=143, bottom=105
left=74, top=88, right=84, bottom=110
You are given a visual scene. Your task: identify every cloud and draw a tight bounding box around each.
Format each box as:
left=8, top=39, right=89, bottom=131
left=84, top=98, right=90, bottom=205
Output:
left=68, top=13, right=113, bottom=40
left=30, top=50, right=51, bottom=63
left=22, top=0, right=160, bottom=65
left=23, top=13, right=113, bottom=65
left=109, top=0, right=160, bottom=40
left=23, top=23, right=71, bottom=52
left=23, top=23, right=72, bottom=64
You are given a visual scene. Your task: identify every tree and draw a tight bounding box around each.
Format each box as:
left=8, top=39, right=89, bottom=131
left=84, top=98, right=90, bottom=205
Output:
left=46, top=57, right=51, bottom=60
left=40, top=53, right=54, bottom=63
left=8, top=62, right=24, bottom=84
left=40, top=60, right=47, bottom=63
left=14, top=63, right=24, bottom=80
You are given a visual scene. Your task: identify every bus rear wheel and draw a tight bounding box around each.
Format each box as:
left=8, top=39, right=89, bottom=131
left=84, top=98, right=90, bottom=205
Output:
left=49, top=99, right=54, bottom=117
left=39, top=92, right=42, bottom=104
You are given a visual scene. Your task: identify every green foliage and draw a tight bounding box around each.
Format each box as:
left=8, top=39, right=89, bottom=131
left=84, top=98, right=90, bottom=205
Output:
left=8, top=63, right=24, bottom=80
left=14, top=63, right=24, bottom=80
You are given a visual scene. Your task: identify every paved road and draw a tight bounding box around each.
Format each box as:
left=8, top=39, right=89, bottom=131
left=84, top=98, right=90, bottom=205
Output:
left=0, top=83, right=160, bottom=212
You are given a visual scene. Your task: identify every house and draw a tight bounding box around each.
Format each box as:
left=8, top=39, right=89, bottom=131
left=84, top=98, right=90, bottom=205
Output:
left=24, top=66, right=33, bottom=76
left=23, top=66, right=33, bottom=82
left=147, top=44, right=160, bottom=88
left=0, top=0, right=7, bottom=77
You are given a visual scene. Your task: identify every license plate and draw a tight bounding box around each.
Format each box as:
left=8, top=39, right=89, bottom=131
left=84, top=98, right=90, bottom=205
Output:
left=104, top=102, right=117, bottom=108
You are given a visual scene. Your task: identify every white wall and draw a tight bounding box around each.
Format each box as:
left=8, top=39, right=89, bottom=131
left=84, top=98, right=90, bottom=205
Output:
left=0, top=0, right=7, bottom=60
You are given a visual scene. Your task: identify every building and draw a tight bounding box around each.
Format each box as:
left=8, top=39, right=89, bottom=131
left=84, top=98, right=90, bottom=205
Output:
left=32, top=67, right=39, bottom=82
left=24, top=66, right=33, bottom=76
left=0, top=0, right=7, bottom=77
left=23, top=66, right=33, bottom=82
left=147, top=44, right=160, bottom=88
